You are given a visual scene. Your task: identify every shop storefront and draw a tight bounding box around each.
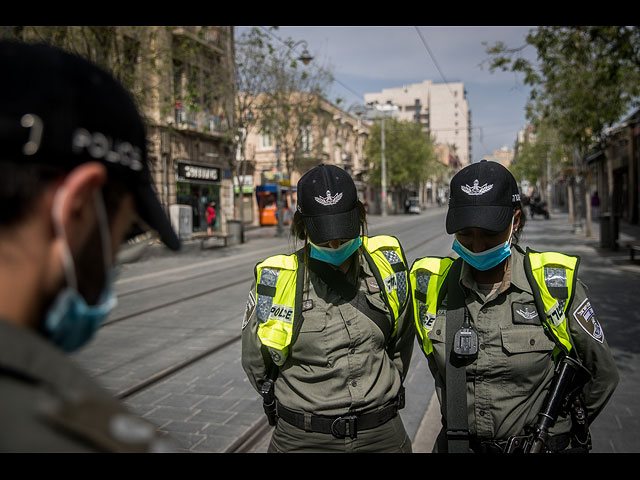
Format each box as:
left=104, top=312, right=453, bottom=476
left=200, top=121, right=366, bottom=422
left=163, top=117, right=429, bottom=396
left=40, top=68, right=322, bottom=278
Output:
left=176, top=161, right=221, bottom=233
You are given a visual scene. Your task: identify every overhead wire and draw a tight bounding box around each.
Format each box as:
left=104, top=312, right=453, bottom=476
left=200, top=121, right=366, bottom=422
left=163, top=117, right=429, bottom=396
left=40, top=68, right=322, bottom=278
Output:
left=413, top=26, right=493, bottom=158
left=258, top=26, right=365, bottom=103
left=252, top=26, right=513, bottom=156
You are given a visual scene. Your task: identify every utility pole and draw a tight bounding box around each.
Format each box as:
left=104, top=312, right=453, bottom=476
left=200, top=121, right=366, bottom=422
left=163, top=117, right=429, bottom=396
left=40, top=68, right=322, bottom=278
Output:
left=372, top=102, right=398, bottom=217
left=381, top=113, right=387, bottom=216
left=275, top=142, right=284, bottom=237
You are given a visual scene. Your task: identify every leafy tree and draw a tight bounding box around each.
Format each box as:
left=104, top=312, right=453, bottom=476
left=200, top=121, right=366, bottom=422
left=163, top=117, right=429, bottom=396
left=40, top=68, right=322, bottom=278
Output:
left=511, top=121, right=571, bottom=199
left=256, top=31, right=334, bottom=179
left=485, top=26, right=640, bottom=230
left=365, top=118, right=437, bottom=194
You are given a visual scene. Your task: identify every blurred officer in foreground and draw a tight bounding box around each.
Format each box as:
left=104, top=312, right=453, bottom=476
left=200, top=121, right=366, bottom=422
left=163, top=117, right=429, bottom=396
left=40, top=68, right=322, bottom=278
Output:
left=242, top=164, right=414, bottom=452
left=0, top=41, right=180, bottom=452
left=409, top=160, right=618, bottom=453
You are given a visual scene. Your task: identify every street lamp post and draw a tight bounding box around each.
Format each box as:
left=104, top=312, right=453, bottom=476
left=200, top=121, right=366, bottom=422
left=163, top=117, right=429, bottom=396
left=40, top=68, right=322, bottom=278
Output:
left=381, top=113, right=387, bottom=216
left=276, top=141, right=284, bottom=237
left=371, top=102, right=398, bottom=216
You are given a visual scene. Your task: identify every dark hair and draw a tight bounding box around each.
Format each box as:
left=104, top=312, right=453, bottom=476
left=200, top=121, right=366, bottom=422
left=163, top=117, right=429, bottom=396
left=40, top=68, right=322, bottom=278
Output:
left=0, top=160, right=130, bottom=230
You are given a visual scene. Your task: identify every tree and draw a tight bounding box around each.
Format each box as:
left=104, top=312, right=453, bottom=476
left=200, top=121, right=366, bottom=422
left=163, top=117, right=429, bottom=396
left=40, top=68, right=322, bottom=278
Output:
left=232, top=27, right=275, bottom=224
left=511, top=122, right=571, bottom=201
left=3, top=26, right=159, bottom=114
left=365, top=118, right=438, bottom=204
left=256, top=32, right=334, bottom=180
left=485, top=26, right=640, bottom=234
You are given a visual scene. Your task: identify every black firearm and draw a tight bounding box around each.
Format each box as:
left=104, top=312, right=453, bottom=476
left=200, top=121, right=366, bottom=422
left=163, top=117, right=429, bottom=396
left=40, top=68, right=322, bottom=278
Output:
left=505, top=355, right=591, bottom=453
left=260, top=378, right=278, bottom=426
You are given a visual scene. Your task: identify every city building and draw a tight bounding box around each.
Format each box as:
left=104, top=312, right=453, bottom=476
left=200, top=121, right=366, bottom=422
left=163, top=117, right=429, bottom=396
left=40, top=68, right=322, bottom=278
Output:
left=483, top=145, right=515, bottom=168
left=587, top=108, right=640, bottom=227
left=242, top=95, right=370, bottom=227
left=7, top=26, right=238, bottom=240
left=364, top=80, right=471, bottom=166
left=142, top=27, right=236, bottom=239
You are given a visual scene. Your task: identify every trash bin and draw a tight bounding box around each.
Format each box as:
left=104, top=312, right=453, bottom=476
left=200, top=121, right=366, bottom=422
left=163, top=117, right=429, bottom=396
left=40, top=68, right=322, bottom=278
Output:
left=599, top=213, right=619, bottom=249
left=227, top=220, right=244, bottom=246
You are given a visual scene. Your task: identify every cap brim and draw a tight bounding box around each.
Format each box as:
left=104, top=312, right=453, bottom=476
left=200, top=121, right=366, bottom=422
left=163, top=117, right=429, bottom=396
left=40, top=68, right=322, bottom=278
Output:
left=446, top=205, right=513, bottom=234
left=303, top=208, right=360, bottom=244
left=134, top=184, right=181, bottom=250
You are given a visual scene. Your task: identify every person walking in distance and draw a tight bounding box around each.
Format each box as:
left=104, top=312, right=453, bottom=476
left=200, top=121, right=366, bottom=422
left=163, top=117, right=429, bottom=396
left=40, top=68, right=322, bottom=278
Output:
left=207, top=200, right=217, bottom=235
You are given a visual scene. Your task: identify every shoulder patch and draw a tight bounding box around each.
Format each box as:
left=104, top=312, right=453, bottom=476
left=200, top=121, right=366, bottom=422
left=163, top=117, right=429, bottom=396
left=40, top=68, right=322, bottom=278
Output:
left=573, top=298, right=604, bottom=343
left=242, top=290, right=256, bottom=330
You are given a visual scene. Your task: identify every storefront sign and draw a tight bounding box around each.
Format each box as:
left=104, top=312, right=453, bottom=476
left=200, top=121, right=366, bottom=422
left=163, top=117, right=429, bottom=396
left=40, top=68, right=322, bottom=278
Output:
left=178, top=162, right=220, bottom=183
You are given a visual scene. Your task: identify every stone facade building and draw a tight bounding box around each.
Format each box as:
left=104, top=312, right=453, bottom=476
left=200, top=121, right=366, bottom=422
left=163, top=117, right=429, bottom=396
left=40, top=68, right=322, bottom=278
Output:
left=7, top=26, right=238, bottom=240
left=242, top=95, right=370, bottom=226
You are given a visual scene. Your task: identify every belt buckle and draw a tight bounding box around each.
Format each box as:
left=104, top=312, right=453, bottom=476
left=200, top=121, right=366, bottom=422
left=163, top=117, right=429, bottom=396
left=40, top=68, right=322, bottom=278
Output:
left=331, top=415, right=358, bottom=439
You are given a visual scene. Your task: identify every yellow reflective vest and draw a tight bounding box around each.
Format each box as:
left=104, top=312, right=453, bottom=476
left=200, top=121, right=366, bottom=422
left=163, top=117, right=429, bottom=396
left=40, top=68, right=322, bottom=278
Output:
left=409, top=246, right=580, bottom=358
left=254, top=235, right=409, bottom=366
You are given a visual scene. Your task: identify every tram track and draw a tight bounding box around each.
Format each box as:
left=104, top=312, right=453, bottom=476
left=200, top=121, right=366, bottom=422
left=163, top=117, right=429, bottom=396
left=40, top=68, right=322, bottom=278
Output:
left=105, top=216, right=442, bottom=327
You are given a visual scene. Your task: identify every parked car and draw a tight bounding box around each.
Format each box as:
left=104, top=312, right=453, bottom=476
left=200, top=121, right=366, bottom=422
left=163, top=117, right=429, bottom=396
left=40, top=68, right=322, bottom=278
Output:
left=408, top=196, right=421, bottom=214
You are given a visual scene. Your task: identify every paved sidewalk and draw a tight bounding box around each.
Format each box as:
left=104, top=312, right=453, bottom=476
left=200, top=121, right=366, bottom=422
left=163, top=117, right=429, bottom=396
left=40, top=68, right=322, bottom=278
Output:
left=411, top=209, right=640, bottom=453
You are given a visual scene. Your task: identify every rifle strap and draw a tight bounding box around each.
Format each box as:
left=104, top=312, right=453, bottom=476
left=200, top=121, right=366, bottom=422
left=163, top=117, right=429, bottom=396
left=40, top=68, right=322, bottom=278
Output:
left=445, top=258, right=471, bottom=453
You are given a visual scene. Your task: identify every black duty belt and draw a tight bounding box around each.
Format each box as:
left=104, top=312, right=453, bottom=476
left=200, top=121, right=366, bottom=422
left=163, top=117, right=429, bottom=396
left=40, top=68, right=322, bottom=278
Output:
left=469, top=433, right=572, bottom=453
left=276, top=395, right=403, bottom=439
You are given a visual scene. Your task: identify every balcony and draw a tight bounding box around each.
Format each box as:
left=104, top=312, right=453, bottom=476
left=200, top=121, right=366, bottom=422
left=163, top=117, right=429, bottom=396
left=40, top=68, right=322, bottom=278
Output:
left=172, top=106, right=228, bottom=137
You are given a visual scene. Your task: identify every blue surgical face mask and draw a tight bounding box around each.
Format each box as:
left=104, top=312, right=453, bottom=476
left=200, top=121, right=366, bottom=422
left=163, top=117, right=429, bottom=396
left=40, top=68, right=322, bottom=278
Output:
left=310, top=237, right=362, bottom=266
left=43, top=189, right=118, bottom=352
left=451, top=218, right=515, bottom=271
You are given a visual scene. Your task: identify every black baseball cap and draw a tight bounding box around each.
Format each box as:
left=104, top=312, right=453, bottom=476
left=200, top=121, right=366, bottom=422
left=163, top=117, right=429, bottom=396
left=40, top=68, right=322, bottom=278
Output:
left=446, top=160, right=521, bottom=234
left=0, top=41, right=180, bottom=250
left=296, top=164, right=360, bottom=244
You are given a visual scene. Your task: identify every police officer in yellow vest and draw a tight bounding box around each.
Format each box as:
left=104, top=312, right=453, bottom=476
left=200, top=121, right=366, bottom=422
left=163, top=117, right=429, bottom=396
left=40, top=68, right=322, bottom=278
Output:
left=409, top=160, right=618, bottom=453
left=241, top=164, right=415, bottom=452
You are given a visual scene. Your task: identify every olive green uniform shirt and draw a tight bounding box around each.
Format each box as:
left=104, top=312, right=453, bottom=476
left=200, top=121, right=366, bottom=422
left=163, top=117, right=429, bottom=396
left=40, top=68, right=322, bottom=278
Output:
left=241, top=250, right=414, bottom=416
left=425, top=247, right=619, bottom=446
left=0, top=320, right=175, bottom=452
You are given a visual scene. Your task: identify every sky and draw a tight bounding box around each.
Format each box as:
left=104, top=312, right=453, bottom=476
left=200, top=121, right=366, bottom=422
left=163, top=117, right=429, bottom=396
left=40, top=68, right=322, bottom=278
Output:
left=236, top=26, right=538, bottom=163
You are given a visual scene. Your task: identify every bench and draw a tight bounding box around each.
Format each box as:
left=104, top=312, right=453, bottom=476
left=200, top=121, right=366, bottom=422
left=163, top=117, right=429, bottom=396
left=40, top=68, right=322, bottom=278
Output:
left=627, top=243, right=640, bottom=262
left=200, top=232, right=231, bottom=249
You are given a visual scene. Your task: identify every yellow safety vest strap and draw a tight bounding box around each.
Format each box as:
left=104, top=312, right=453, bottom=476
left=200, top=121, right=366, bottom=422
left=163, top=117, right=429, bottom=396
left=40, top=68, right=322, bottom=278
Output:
left=361, top=235, right=409, bottom=337
left=410, top=256, right=454, bottom=355
left=524, top=247, right=580, bottom=357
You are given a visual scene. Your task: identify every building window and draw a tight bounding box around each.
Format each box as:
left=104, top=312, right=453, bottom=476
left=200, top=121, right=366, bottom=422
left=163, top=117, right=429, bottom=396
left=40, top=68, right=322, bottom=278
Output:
left=300, top=125, right=313, bottom=153
left=261, top=133, right=273, bottom=149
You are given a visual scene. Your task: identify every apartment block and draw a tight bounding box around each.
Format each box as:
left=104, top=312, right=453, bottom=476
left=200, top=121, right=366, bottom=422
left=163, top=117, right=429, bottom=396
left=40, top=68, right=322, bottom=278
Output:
left=364, top=80, right=471, bottom=167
